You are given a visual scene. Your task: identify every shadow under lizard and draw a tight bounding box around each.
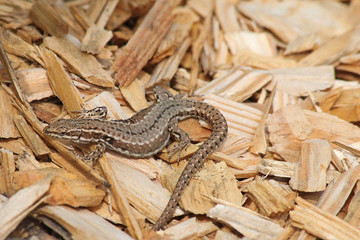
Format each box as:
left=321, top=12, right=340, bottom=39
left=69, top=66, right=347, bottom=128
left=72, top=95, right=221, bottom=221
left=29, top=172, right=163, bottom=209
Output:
left=44, top=86, right=228, bottom=230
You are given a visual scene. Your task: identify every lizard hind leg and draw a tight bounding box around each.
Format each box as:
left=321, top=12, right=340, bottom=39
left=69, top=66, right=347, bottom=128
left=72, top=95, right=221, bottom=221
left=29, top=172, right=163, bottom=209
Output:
left=167, top=117, right=190, bottom=163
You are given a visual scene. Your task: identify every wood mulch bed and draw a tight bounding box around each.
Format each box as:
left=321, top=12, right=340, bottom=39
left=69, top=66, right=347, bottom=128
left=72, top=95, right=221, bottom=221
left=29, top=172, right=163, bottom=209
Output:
left=1, top=0, right=360, bottom=239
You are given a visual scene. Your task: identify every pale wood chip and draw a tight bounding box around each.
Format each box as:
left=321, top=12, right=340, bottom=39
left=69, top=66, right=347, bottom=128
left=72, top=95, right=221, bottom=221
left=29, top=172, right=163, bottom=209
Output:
left=232, top=49, right=298, bottom=70
left=0, top=177, right=51, bottom=240
left=113, top=0, right=181, bottom=86
left=284, top=33, right=317, bottom=55
left=29, top=0, right=69, bottom=37
left=151, top=7, right=199, bottom=63
left=289, top=139, right=332, bottom=192
left=188, top=0, right=214, bottom=18
left=203, top=94, right=262, bottom=139
left=244, top=178, right=295, bottom=217
left=12, top=168, right=105, bottom=207
left=161, top=161, right=243, bottom=215
left=215, top=0, right=240, bottom=33
left=160, top=217, right=218, bottom=240
left=267, top=65, right=335, bottom=96
left=300, top=26, right=360, bottom=66
left=0, top=27, right=43, bottom=65
left=36, top=205, right=133, bottom=240
left=238, top=0, right=351, bottom=43
left=0, top=149, right=16, bottom=196
left=14, top=115, right=50, bottom=157
left=224, top=31, right=276, bottom=56
left=43, top=36, right=114, bottom=88
left=107, top=156, right=180, bottom=223
left=316, top=165, right=360, bottom=214
left=86, top=91, right=130, bottom=119
left=120, top=78, right=148, bottom=111
left=38, top=46, right=84, bottom=115
left=208, top=204, right=284, bottom=240
left=272, top=90, right=299, bottom=113
left=290, top=197, right=360, bottom=240
left=16, top=68, right=53, bottom=102
left=0, top=87, right=20, bottom=138
left=148, top=37, right=191, bottom=87
left=250, top=83, right=276, bottom=154
left=81, top=25, right=113, bottom=54
left=344, top=186, right=360, bottom=227
left=267, top=105, right=360, bottom=162
left=98, top=154, right=143, bottom=240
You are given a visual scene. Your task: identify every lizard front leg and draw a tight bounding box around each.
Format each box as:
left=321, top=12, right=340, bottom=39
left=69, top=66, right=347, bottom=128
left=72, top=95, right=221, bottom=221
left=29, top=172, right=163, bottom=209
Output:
left=76, top=142, right=107, bottom=165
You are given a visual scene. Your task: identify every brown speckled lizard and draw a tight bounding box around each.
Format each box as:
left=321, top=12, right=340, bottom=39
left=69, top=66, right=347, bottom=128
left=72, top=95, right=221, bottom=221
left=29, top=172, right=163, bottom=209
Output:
left=44, top=86, right=228, bottom=230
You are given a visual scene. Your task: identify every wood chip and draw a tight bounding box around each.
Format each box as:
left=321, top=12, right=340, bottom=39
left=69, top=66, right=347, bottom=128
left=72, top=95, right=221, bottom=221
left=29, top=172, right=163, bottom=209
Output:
left=289, top=139, right=332, bottom=192
left=208, top=204, right=284, bottom=240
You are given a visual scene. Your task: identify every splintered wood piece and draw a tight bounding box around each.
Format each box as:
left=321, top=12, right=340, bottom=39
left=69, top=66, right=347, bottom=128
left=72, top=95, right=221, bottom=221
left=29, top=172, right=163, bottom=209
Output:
left=16, top=68, right=53, bottom=102
left=289, top=139, right=332, bottom=192
left=12, top=168, right=105, bottom=207
left=0, top=87, right=20, bottom=138
left=284, top=33, right=317, bottom=55
left=0, top=27, right=43, bottom=65
left=232, top=49, right=298, bottom=70
left=300, top=27, right=360, bottom=66
left=250, top=83, right=276, bottom=154
left=272, top=90, right=298, bottom=113
left=208, top=204, right=284, bottom=240
left=224, top=31, right=276, bottom=56
left=148, top=37, right=191, bottom=87
left=244, top=179, right=295, bottom=217
left=93, top=155, right=143, bottom=240
left=81, top=25, right=113, bottom=54
left=161, top=217, right=218, bottom=239
left=267, top=104, right=360, bottom=162
left=344, top=186, right=360, bottom=227
left=188, top=0, right=214, bottom=18
left=330, top=88, right=360, bottom=122
left=120, top=77, right=148, bottom=112
left=267, top=65, right=335, bottom=96
left=14, top=115, right=50, bottom=157
left=316, top=165, right=360, bottom=214
left=161, top=161, right=243, bottom=215
left=0, top=149, right=16, bottom=197
left=107, top=156, right=178, bottom=224
left=238, top=1, right=351, bottom=43
left=151, top=7, right=199, bottom=63
left=290, top=197, right=360, bottom=240
left=85, top=91, right=130, bottom=120
left=257, top=158, right=340, bottom=184
left=43, top=36, right=114, bottom=88
left=36, top=205, right=133, bottom=240
left=38, top=46, right=83, bottom=115
left=203, top=94, right=263, bottom=139
left=0, top=177, right=51, bottom=240
left=113, top=0, right=181, bottom=86
left=30, top=0, right=69, bottom=37
left=215, top=0, right=240, bottom=33
left=3, top=85, right=107, bottom=185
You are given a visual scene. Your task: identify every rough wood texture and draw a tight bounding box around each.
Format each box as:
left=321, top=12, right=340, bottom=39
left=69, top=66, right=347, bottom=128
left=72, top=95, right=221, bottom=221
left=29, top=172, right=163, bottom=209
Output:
left=2, top=0, right=360, bottom=239
left=113, top=0, right=181, bottom=86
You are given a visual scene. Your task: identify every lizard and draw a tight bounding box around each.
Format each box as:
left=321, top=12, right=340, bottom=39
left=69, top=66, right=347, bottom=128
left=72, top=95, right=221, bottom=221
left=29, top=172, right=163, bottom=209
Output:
left=44, top=86, right=228, bottom=230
